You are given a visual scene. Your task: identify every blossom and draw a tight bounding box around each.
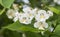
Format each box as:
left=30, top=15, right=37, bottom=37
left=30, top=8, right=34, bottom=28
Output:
left=54, top=0, right=60, bottom=5
left=35, top=10, right=50, bottom=22
left=34, top=22, right=48, bottom=30
left=13, top=4, right=19, bottom=10
left=47, top=10, right=53, bottom=16
left=23, top=5, right=32, bottom=13
left=19, top=13, right=31, bottom=24
left=23, top=5, right=34, bottom=20
left=13, top=11, right=21, bottom=22
left=32, top=8, right=39, bottom=16
left=26, top=13, right=34, bottom=21
left=22, top=0, right=29, bottom=4
left=6, top=9, right=15, bottom=19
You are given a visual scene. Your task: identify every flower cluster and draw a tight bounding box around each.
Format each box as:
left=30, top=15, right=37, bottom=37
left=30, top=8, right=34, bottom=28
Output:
left=34, top=10, right=53, bottom=31
left=6, top=4, right=53, bottom=32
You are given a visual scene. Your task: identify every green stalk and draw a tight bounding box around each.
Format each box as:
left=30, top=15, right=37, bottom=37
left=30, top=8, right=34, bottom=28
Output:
left=0, top=8, right=6, bottom=15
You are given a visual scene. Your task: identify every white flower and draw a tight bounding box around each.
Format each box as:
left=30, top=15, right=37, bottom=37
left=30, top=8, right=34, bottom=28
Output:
left=34, top=22, right=48, bottom=30
left=54, top=0, right=60, bottom=5
left=19, top=13, right=31, bottom=24
left=13, top=4, right=19, bottom=10
left=26, top=13, right=34, bottom=21
left=23, top=5, right=34, bottom=20
left=47, top=10, right=53, bottom=16
left=6, top=9, right=15, bottom=19
left=22, top=0, right=29, bottom=4
left=13, top=11, right=20, bottom=22
left=35, top=10, right=49, bottom=22
left=32, top=8, right=38, bottom=16
left=23, top=5, right=32, bottom=13
left=13, top=16, right=19, bottom=22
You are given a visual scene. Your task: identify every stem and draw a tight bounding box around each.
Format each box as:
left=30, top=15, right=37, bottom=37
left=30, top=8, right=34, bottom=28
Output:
left=52, top=24, right=58, bottom=33
left=0, top=8, right=6, bottom=15
left=49, top=24, right=58, bottom=37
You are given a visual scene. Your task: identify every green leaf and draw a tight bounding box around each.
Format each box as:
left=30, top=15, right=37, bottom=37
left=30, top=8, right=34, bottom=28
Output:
left=3, top=29, right=22, bottom=37
left=48, top=7, right=60, bottom=14
left=3, top=21, right=40, bottom=33
left=54, top=5, right=60, bottom=10
left=51, top=35, right=59, bottom=37
left=25, top=32, right=41, bottom=37
left=0, top=0, right=14, bottom=8
left=54, top=25, right=60, bottom=36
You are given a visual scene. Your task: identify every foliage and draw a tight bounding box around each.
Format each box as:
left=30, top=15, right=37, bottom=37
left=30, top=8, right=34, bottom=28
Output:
left=0, top=0, right=60, bottom=37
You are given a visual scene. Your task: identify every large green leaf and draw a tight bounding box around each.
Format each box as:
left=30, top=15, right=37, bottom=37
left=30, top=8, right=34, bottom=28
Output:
left=51, top=35, right=59, bottom=37
left=48, top=7, right=60, bottom=14
left=25, top=32, right=41, bottom=37
left=0, top=0, right=14, bottom=8
left=3, top=29, right=22, bottom=37
left=3, top=21, right=40, bottom=33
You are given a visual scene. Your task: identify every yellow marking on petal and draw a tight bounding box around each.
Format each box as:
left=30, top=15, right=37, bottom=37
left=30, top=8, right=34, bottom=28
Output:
left=29, top=13, right=32, bottom=16
left=38, top=22, right=45, bottom=28
left=21, top=17, right=27, bottom=22
left=40, top=14, right=45, bottom=18
left=39, top=26, right=45, bottom=30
